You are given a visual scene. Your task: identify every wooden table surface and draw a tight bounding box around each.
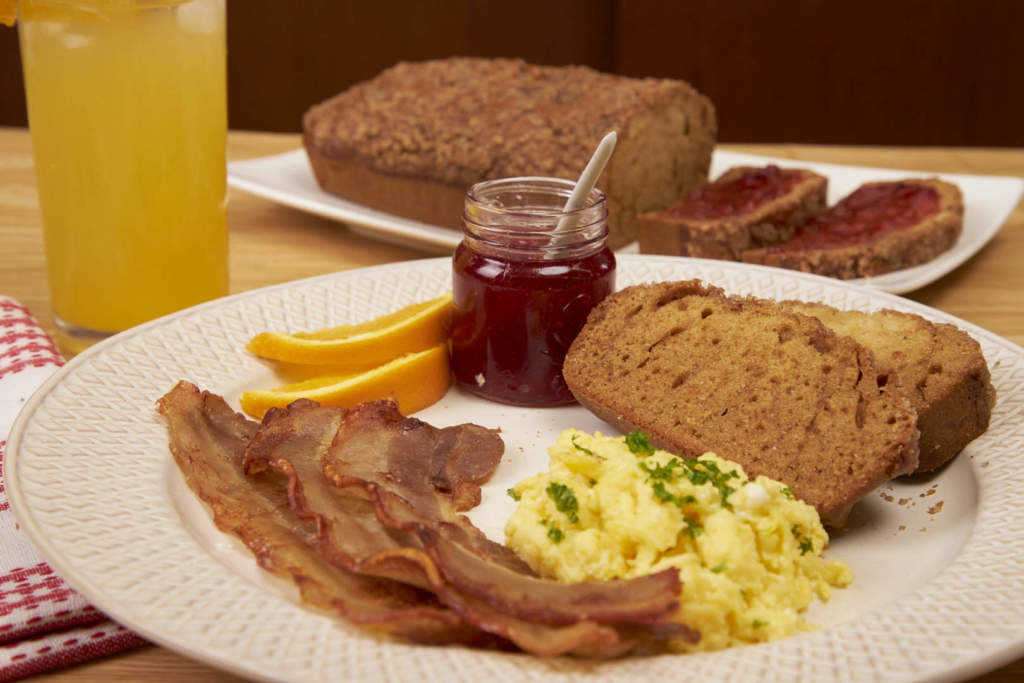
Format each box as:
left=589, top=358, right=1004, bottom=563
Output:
left=1, top=127, right=1022, bottom=681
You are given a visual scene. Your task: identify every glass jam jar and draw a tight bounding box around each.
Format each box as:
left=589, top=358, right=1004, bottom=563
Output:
left=451, top=177, right=616, bottom=406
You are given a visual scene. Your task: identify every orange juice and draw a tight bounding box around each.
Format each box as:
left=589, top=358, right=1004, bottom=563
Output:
left=18, top=0, right=227, bottom=351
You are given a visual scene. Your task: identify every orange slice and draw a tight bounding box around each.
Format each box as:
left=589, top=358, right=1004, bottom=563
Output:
left=246, top=292, right=453, bottom=370
left=239, top=343, right=451, bottom=419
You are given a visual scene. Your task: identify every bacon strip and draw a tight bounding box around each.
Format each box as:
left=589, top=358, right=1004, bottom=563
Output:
left=157, top=382, right=496, bottom=646
left=322, top=401, right=688, bottom=628
left=244, top=399, right=698, bottom=653
left=160, top=382, right=700, bottom=656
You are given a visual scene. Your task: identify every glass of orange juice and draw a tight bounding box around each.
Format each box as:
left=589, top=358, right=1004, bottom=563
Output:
left=14, top=0, right=228, bottom=354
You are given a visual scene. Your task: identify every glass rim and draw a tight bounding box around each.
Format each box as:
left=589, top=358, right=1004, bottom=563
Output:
left=465, top=176, right=607, bottom=220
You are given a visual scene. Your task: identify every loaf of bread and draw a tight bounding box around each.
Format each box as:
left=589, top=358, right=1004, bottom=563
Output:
left=303, top=58, right=717, bottom=249
left=637, top=165, right=828, bottom=260
left=562, top=280, right=920, bottom=527
left=780, top=301, right=996, bottom=473
left=741, top=178, right=964, bottom=278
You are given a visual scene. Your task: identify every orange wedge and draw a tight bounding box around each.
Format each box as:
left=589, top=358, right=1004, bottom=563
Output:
left=246, top=292, right=453, bottom=370
left=239, top=343, right=451, bottom=419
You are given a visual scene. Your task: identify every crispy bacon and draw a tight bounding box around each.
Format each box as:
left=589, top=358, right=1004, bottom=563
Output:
left=159, top=382, right=699, bottom=657
left=157, top=382, right=497, bottom=646
left=318, top=401, right=687, bottom=627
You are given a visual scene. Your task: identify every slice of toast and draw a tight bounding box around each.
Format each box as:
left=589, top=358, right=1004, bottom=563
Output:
left=741, top=178, right=963, bottom=278
left=780, top=301, right=995, bottom=473
left=637, top=165, right=827, bottom=260
left=562, top=280, right=920, bottom=527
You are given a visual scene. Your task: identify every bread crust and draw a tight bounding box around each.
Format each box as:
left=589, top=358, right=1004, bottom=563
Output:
left=636, top=166, right=828, bottom=260
left=781, top=301, right=996, bottom=472
left=305, top=134, right=465, bottom=230
left=302, top=58, right=717, bottom=249
left=741, top=178, right=964, bottom=278
left=562, top=280, right=920, bottom=527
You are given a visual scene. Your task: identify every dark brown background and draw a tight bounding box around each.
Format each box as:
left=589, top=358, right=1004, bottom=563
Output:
left=2, top=0, right=1022, bottom=145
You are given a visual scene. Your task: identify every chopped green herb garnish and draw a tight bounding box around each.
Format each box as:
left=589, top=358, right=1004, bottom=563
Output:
left=678, top=458, right=740, bottom=509
left=710, top=563, right=728, bottom=573
left=651, top=481, right=692, bottom=507
left=546, top=482, right=580, bottom=524
left=506, top=488, right=521, bottom=501
left=625, top=429, right=655, bottom=455
left=547, top=525, right=564, bottom=543
left=753, top=619, right=768, bottom=629
left=639, top=451, right=739, bottom=509
left=791, top=524, right=815, bottom=554
left=571, top=435, right=595, bottom=456
left=781, top=486, right=794, bottom=499
left=639, top=458, right=686, bottom=480
left=683, top=517, right=704, bottom=538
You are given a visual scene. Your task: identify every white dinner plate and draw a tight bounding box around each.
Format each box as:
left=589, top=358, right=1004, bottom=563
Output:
left=7, top=256, right=1024, bottom=682
left=228, top=148, right=1023, bottom=294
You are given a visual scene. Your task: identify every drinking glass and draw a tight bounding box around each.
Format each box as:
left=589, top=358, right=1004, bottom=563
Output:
left=16, top=0, right=228, bottom=354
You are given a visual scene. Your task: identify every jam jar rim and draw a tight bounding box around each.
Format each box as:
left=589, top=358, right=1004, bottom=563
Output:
left=465, top=176, right=606, bottom=226
left=462, top=176, right=608, bottom=258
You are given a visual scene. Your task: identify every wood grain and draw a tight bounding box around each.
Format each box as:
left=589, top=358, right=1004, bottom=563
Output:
left=2, top=1, right=1022, bottom=145
left=1, top=127, right=1021, bottom=681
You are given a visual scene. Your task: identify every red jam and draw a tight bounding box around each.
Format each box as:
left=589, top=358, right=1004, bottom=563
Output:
left=451, top=245, right=614, bottom=405
left=450, top=177, right=615, bottom=406
left=667, top=165, right=805, bottom=220
left=767, top=182, right=940, bottom=252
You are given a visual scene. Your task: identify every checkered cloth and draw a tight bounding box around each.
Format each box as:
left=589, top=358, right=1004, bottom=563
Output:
left=0, top=298, right=146, bottom=680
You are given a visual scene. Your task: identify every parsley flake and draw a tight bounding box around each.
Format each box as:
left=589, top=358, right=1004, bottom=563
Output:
left=780, top=486, right=794, bottom=499
left=683, top=517, right=704, bottom=538
left=571, top=435, right=596, bottom=456
left=677, top=458, right=740, bottom=509
left=546, top=482, right=580, bottom=524
left=651, top=481, right=692, bottom=507
left=625, top=429, right=655, bottom=456
left=710, top=563, right=728, bottom=573
left=547, top=525, right=565, bottom=543
left=506, top=488, right=521, bottom=501
left=639, top=458, right=686, bottom=480
left=791, top=524, right=815, bottom=554
left=753, top=619, right=769, bottom=629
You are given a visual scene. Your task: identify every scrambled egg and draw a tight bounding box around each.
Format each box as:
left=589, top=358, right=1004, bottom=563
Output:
left=504, top=429, right=853, bottom=652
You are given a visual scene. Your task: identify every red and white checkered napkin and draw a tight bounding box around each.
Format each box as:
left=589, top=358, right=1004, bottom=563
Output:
left=0, top=298, right=146, bottom=681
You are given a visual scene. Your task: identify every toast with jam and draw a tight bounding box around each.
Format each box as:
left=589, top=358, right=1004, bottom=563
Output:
left=741, top=178, right=964, bottom=278
left=637, top=165, right=827, bottom=260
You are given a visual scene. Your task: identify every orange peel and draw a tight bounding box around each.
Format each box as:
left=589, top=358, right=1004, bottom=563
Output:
left=239, top=343, right=451, bottom=419
left=246, top=292, right=453, bottom=370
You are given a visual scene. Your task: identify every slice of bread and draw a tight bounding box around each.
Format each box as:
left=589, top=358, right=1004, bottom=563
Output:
left=637, top=165, right=827, bottom=260
left=741, top=178, right=963, bottom=278
left=780, top=301, right=996, bottom=473
left=562, top=280, right=920, bottom=526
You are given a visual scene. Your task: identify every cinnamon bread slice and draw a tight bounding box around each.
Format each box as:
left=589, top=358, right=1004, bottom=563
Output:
left=637, top=165, right=827, bottom=260
left=562, top=281, right=920, bottom=526
left=780, top=301, right=995, bottom=473
left=741, top=178, right=963, bottom=278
